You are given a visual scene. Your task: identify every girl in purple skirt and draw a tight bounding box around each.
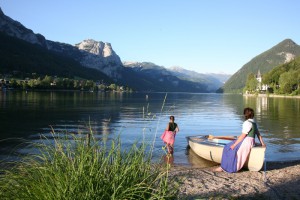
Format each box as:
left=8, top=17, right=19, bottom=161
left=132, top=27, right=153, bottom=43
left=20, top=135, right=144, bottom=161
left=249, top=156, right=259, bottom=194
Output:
left=215, top=107, right=266, bottom=173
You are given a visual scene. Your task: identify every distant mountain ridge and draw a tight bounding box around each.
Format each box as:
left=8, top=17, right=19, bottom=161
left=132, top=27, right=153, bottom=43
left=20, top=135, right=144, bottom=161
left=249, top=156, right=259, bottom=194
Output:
left=124, top=62, right=231, bottom=92
left=123, top=62, right=209, bottom=92
left=168, top=66, right=231, bottom=90
left=222, top=39, right=300, bottom=93
left=0, top=7, right=228, bottom=92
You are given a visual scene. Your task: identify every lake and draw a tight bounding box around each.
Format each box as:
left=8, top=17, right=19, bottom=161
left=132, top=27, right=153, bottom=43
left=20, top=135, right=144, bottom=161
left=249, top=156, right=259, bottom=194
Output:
left=1, top=91, right=300, bottom=167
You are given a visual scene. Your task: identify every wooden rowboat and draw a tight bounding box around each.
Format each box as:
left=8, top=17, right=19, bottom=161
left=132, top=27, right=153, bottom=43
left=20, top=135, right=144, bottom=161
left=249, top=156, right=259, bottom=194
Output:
left=186, top=135, right=266, bottom=171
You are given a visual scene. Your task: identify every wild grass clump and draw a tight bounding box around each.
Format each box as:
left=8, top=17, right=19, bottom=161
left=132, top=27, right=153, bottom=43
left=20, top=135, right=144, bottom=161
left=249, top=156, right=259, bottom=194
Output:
left=0, top=131, right=177, bottom=199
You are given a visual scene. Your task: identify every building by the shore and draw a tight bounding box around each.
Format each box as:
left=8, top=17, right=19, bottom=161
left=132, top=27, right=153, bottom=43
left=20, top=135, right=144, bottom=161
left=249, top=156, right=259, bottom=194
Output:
left=256, top=70, right=268, bottom=92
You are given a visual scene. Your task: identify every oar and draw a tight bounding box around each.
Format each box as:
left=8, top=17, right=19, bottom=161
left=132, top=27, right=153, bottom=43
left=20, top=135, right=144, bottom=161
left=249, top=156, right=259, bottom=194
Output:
left=208, top=135, right=236, bottom=140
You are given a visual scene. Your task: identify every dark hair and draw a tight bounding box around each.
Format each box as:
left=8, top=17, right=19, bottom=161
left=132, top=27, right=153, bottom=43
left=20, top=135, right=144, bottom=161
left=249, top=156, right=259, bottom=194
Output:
left=170, top=116, right=175, bottom=121
left=244, top=107, right=254, bottom=120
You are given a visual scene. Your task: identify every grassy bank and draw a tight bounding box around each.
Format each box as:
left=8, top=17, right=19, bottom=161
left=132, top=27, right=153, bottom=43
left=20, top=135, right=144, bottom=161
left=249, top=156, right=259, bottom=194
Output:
left=0, top=131, right=177, bottom=199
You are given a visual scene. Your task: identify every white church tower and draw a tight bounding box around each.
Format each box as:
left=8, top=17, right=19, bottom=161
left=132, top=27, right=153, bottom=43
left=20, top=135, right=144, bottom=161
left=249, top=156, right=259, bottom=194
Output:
left=256, top=70, right=268, bottom=91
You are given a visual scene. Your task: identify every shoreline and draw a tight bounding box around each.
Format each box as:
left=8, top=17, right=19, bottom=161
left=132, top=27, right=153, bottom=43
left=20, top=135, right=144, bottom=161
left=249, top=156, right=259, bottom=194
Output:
left=243, top=93, right=300, bottom=99
left=1, top=157, right=299, bottom=199
left=170, top=160, right=300, bottom=199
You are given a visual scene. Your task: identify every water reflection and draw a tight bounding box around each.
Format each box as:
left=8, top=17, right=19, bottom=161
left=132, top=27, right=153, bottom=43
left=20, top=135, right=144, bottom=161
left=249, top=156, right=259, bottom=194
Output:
left=1, top=91, right=300, bottom=166
left=186, top=147, right=218, bottom=168
left=242, top=95, right=300, bottom=161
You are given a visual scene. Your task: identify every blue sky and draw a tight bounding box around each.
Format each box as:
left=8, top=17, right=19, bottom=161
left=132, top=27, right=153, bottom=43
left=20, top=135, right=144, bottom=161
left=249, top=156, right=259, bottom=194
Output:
left=1, top=0, right=300, bottom=74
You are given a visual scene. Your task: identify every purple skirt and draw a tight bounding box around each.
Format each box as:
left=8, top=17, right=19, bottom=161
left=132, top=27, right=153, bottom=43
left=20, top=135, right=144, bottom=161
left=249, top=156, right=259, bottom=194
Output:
left=220, top=139, right=243, bottom=173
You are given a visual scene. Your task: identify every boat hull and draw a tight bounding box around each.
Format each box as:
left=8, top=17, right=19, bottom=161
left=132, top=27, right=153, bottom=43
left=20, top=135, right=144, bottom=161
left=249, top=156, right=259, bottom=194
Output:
left=187, top=135, right=266, bottom=172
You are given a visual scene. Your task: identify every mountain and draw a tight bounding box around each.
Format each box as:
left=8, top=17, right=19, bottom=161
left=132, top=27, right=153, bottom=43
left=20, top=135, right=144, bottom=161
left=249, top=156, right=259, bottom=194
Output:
left=262, top=55, right=300, bottom=94
left=222, top=39, right=300, bottom=93
left=0, top=7, right=123, bottom=79
left=48, top=39, right=123, bottom=79
left=123, top=62, right=210, bottom=92
left=124, top=62, right=230, bottom=92
left=0, top=32, right=112, bottom=82
left=123, top=62, right=169, bottom=76
left=206, top=73, right=231, bottom=84
left=0, top=7, right=227, bottom=92
left=0, top=7, right=47, bottom=47
left=168, top=66, right=231, bottom=91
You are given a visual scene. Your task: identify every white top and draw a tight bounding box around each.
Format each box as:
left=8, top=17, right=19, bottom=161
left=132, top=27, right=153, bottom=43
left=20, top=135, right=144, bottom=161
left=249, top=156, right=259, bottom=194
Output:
left=242, top=119, right=255, bottom=134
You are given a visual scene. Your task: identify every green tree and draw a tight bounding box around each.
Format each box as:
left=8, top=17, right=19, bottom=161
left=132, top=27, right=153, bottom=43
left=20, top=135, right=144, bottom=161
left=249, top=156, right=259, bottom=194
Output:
left=109, top=84, right=117, bottom=91
left=9, top=79, right=19, bottom=88
left=278, top=70, right=297, bottom=94
left=296, top=69, right=300, bottom=91
left=55, top=78, right=64, bottom=89
left=62, top=78, right=74, bottom=89
left=73, top=80, right=80, bottom=89
left=27, top=79, right=35, bottom=88
left=98, top=84, right=106, bottom=91
left=41, top=75, right=53, bottom=88
left=35, top=78, right=41, bottom=88
left=244, top=73, right=258, bottom=93
left=83, top=80, right=95, bottom=90
left=21, top=81, right=28, bottom=90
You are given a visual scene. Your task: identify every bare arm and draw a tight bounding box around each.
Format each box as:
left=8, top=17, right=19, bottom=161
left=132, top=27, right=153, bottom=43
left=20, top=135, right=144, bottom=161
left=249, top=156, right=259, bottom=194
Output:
left=230, top=133, right=247, bottom=150
left=175, top=125, right=179, bottom=133
left=165, top=123, right=170, bottom=131
left=257, top=131, right=266, bottom=147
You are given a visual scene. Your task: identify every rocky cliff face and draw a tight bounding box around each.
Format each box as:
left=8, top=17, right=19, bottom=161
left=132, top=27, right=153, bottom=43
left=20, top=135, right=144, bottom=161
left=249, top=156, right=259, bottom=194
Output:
left=0, top=8, right=47, bottom=47
left=46, top=39, right=123, bottom=78
left=75, top=39, right=123, bottom=78
left=0, top=7, right=122, bottom=78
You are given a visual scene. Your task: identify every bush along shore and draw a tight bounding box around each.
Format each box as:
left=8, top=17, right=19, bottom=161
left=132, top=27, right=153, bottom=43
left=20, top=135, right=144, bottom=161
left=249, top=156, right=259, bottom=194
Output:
left=0, top=75, right=133, bottom=92
left=0, top=129, right=177, bottom=200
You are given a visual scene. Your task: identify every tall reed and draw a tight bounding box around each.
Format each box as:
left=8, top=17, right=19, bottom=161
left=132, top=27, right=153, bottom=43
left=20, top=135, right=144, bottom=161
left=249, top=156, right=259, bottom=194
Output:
left=0, top=130, right=177, bottom=199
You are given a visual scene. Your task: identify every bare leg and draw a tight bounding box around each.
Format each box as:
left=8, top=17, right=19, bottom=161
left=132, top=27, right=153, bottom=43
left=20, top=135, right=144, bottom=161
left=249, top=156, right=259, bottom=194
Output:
left=213, top=166, right=224, bottom=172
left=169, top=145, right=174, bottom=154
left=167, top=144, right=174, bottom=155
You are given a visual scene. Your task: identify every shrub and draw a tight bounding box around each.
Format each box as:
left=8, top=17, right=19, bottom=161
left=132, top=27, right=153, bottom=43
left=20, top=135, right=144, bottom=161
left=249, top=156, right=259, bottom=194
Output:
left=0, top=131, right=177, bottom=200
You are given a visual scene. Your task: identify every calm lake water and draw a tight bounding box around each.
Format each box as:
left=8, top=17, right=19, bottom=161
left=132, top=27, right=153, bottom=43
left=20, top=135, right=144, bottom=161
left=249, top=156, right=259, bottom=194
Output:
left=1, top=91, right=300, bottom=166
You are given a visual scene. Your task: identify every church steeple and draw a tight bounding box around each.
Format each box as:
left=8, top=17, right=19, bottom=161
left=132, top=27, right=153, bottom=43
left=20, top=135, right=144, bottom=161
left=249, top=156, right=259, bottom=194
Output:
left=257, top=70, right=261, bottom=78
left=256, top=70, right=262, bottom=83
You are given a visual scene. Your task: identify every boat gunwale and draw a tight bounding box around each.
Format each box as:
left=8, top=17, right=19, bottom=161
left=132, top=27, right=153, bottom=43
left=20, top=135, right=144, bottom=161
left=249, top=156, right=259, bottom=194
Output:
left=186, top=135, right=266, bottom=149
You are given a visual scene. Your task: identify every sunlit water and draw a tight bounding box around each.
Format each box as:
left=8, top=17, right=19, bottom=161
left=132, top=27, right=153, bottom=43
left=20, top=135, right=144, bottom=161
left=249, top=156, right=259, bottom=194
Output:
left=1, top=91, right=300, bottom=167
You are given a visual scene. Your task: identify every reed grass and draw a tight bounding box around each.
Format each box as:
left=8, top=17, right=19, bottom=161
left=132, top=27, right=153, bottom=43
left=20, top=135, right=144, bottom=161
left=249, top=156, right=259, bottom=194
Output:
left=0, top=130, right=177, bottom=199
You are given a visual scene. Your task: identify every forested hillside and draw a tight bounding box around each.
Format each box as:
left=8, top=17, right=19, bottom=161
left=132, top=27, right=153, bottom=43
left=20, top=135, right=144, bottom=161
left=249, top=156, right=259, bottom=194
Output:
left=262, top=56, right=300, bottom=95
left=222, top=39, right=300, bottom=93
left=0, top=32, right=112, bottom=82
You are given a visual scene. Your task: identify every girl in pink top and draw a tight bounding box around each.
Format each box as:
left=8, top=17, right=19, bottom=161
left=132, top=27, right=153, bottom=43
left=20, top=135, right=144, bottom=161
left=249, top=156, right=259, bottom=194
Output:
left=161, top=116, right=179, bottom=154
